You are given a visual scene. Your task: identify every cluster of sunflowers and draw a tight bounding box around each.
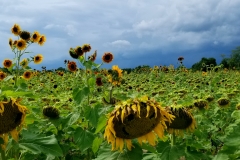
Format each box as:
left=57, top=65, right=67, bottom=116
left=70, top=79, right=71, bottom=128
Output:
left=1, top=24, right=46, bottom=82
left=104, top=95, right=196, bottom=151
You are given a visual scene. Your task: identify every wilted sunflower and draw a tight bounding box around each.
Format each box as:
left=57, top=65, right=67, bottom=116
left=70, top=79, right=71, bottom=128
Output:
left=11, top=24, right=21, bottom=36
left=16, top=39, right=27, bottom=50
left=38, top=35, right=46, bottom=46
left=9, top=38, right=13, bottom=48
left=67, top=61, right=78, bottom=72
left=108, top=65, right=123, bottom=86
left=31, top=31, right=41, bottom=43
left=217, top=98, right=230, bottom=107
left=20, top=58, right=28, bottom=68
left=75, top=46, right=84, bottom=57
left=43, top=106, right=60, bottom=119
left=3, top=59, right=13, bottom=69
left=194, top=99, right=208, bottom=110
left=96, top=77, right=103, bottom=86
left=165, top=107, right=196, bottom=136
left=69, top=48, right=79, bottom=59
left=20, top=31, right=31, bottom=41
left=33, top=54, right=44, bottom=64
left=0, top=98, right=28, bottom=150
left=104, top=95, right=175, bottom=151
left=82, top=44, right=91, bottom=52
left=102, top=52, right=114, bottom=63
left=88, top=50, right=97, bottom=62
left=23, top=71, right=32, bottom=80
left=0, top=71, right=6, bottom=80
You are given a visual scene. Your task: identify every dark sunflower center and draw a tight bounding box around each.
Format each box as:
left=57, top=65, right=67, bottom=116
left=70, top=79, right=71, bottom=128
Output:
left=18, top=42, right=23, bottom=47
left=105, top=55, right=111, bottom=60
left=36, top=57, right=40, bottom=60
left=166, top=109, right=192, bottom=129
left=13, top=27, right=18, bottom=32
left=33, top=34, right=37, bottom=39
left=70, top=64, right=75, bottom=69
left=39, top=38, right=42, bottom=42
left=113, top=103, right=161, bottom=139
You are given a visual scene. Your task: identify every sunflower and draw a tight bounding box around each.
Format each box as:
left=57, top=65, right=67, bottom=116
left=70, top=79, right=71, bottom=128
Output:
left=20, top=31, right=31, bottom=41
left=69, top=48, right=79, bottom=59
left=75, top=46, right=84, bottom=57
left=108, top=65, right=123, bottom=86
left=16, top=39, right=27, bottom=51
left=0, top=98, right=28, bottom=150
left=82, top=44, right=91, bottom=53
left=102, top=52, right=114, bottom=63
left=104, top=95, right=175, bottom=151
left=31, top=31, right=41, bottom=43
left=9, top=38, right=13, bottom=48
left=217, top=98, right=230, bottom=107
left=38, top=35, right=46, bottom=46
left=11, top=24, right=21, bottom=36
left=22, top=71, right=32, bottom=80
left=20, top=58, right=28, bottom=68
left=3, top=59, right=13, bottom=69
left=43, top=106, right=60, bottom=119
left=67, top=61, right=78, bottom=72
left=96, top=77, right=103, bottom=86
left=194, top=99, right=208, bottom=110
left=88, top=50, right=97, bottom=62
left=33, top=54, right=44, bottom=64
left=165, top=107, right=196, bottom=136
left=0, top=71, right=6, bottom=80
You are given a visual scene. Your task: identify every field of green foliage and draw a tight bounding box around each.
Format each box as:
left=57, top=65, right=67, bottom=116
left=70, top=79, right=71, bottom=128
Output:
left=0, top=24, right=240, bottom=160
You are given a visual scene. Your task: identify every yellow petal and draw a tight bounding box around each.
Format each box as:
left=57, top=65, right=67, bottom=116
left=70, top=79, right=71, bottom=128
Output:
left=137, top=135, right=146, bottom=146
left=131, top=104, right=137, bottom=113
left=0, top=103, right=4, bottom=114
left=115, top=137, right=124, bottom=151
left=10, top=129, right=19, bottom=142
left=137, top=103, right=141, bottom=118
left=125, top=139, right=133, bottom=151
left=121, top=108, right=126, bottom=123
left=146, top=105, right=150, bottom=117
left=153, top=123, right=165, bottom=140
left=145, top=131, right=156, bottom=146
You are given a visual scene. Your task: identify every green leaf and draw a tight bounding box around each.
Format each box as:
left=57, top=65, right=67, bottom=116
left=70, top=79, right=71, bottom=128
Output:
left=1, top=90, right=35, bottom=97
left=72, top=86, right=90, bottom=104
left=74, top=127, right=94, bottom=151
left=85, top=104, right=100, bottom=127
left=88, top=77, right=95, bottom=87
left=92, top=137, right=103, bottom=154
left=95, top=142, right=143, bottom=160
left=213, top=153, right=229, bottom=160
left=19, top=134, right=63, bottom=156
left=61, top=113, right=80, bottom=129
left=141, top=143, right=157, bottom=154
left=94, top=115, right=107, bottom=134
left=160, top=145, right=185, bottom=160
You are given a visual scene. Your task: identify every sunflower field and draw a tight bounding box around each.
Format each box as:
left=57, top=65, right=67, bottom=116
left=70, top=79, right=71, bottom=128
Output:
left=0, top=24, right=240, bottom=160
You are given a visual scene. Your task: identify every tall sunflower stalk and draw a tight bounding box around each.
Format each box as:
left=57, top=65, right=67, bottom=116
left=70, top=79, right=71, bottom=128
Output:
left=4, top=24, right=46, bottom=86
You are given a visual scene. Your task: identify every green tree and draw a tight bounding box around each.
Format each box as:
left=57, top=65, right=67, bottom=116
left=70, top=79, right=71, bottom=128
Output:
left=229, top=46, right=240, bottom=69
left=191, top=57, right=217, bottom=71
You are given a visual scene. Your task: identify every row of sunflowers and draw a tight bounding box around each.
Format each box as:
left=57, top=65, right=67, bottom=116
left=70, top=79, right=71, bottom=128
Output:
left=0, top=24, right=240, bottom=160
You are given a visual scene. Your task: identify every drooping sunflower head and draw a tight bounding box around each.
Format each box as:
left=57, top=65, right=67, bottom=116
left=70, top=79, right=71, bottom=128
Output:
left=19, top=31, right=31, bottom=41
left=96, top=77, right=103, bottom=86
left=42, top=106, right=60, bottom=119
left=9, top=38, right=13, bottom=48
left=0, top=98, right=28, bottom=150
left=102, top=52, right=114, bottom=63
left=165, top=107, right=196, bottom=136
left=194, top=99, right=209, bottom=110
left=16, top=39, right=27, bottom=50
left=67, top=61, right=78, bottom=72
left=104, top=95, right=175, bottom=151
left=20, top=58, right=28, bottom=68
left=11, top=24, right=21, bottom=36
left=2, top=59, right=13, bottom=69
left=33, top=54, right=44, bottom=64
left=22, top=71, right=32, bottom=80
left=88, top=50, right=97, bottom=62
left=38, top=35, right=46, bottom=46
left=31, top=31, right=41, bottom=43
left=69, top=47, right=79, bottom=59
left=75, top=46, right=84, bottom=57
left=0, top=71, right=6, bottom=80
left=82, top=44, right=91, bottom=53
left=217, top=97, right=230, bottom=107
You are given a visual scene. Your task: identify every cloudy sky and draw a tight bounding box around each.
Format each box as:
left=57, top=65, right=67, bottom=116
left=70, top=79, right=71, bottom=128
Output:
left=1, top=0, right=240, bottom=70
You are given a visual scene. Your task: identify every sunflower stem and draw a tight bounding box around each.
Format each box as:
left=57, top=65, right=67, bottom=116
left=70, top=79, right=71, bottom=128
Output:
left=0, top=149, right=6, bottom=160
left=171, top=133, right=176, bottom=146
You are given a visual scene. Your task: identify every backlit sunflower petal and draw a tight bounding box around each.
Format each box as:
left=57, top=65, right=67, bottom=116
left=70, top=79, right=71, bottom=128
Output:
left=125, top=139, right=133, bottom=151
left=153, top=123, right=165, bottom=139
left=10, top=129, right=19, bottom=142
left=145, top=131, right=156, bottom=146
left=146, top=105, right=150, bottom=117
left=137, top=135, right=146, bottom=146
left=131, top=104, right=137, bottom=113
left=121, top=108, right=126, bottom=123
